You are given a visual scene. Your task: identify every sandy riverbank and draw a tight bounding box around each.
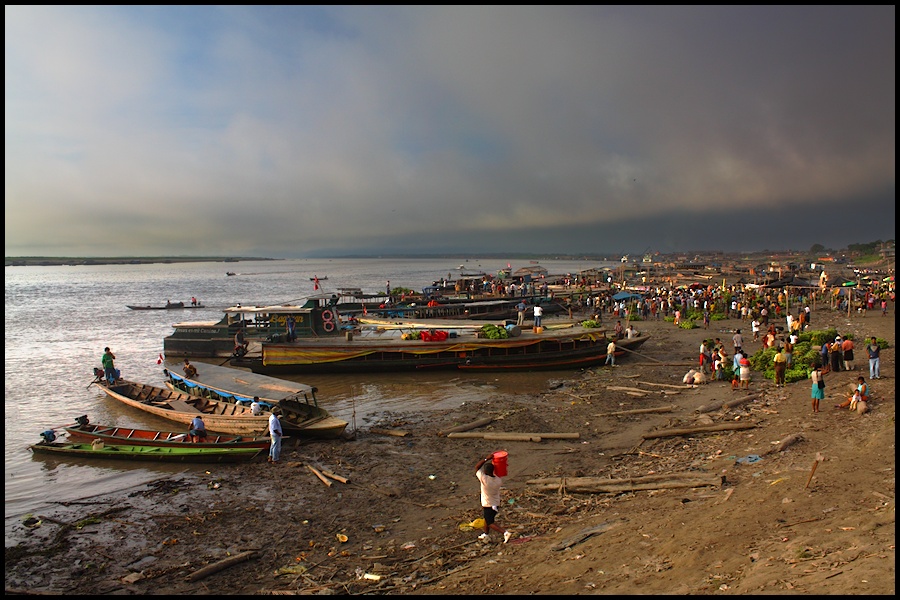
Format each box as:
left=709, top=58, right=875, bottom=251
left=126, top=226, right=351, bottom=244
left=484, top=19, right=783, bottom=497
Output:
left=5, top=306, right=894, bottom=595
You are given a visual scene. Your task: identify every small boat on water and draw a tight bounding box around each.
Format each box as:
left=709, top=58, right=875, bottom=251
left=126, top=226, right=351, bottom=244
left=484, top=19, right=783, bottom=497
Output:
left=226, top=272, right=236, bottom=276
left=29, top=441, right=262, bottom=463
left=97, top=380, right=315, bottom=436
left=127, top=301, right=204, bottom=310
left=62, top=415, right=272, bottom=448
left=162, top=364, right=348, bottom=439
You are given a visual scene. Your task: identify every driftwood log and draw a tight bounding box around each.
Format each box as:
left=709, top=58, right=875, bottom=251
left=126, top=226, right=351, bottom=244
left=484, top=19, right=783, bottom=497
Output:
left=447, top=432, right=580, bottom=440
left=606, top=386, right=650, bottom=394
left=528, top=472, right=721, bottom=494
left=483, top=433, right=542, bottom=442
left=642, top=421, right=757, bottom=439
left=306, top=465, right=333, bottom=487
left=185, top=550, right=256, bottom=582
left=638, top=381, right=696, bottom=390
left=439, top=417, right=494, bottom=436
left=595, top=405, right=678, bottom=417
left=320, top=469, right=350, bottom=484
left=762, top=433, right=804, bottom=456
left=723, top=393, right=763, bottom=409
left=369, top=428, right=410, bottom=437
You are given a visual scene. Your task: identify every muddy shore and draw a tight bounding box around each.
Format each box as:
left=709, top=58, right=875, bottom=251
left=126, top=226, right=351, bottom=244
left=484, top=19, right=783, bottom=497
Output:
left=5, top=307, right=894, bottom=595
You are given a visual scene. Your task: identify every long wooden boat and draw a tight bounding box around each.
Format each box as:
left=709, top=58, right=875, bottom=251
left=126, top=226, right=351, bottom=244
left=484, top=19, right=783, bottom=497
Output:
left=163, top=292, right=381, bottom=358
left=62, top=417, right=272, bottom=448
left=230, top=307, right=651, bottom=375
left=97, top=380, right=315, bottom=436
left=162, top=364, right=348, bottom=439
left=127, top=302, right=204, bottom=310
left=29, top=441, right=262, bottom=463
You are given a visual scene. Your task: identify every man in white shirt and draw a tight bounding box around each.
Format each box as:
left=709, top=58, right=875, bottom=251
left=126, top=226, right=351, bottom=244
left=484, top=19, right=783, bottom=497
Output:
left=268, top=407, right=283, bottom=463
left=533, top=305, right=543, bottom=328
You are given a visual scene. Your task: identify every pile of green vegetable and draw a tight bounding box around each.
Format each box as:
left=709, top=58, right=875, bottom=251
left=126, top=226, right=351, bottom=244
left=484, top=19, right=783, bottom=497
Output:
left=479, top=324, right=509, bottom=339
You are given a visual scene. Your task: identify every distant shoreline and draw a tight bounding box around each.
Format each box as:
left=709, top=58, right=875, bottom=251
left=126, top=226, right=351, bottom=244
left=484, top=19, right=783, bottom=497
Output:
left=4, top=257, right=280, bottom=267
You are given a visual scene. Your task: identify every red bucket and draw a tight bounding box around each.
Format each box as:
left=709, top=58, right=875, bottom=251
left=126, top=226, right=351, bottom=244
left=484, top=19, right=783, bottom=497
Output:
left=492, top=450, right=508, bottom=477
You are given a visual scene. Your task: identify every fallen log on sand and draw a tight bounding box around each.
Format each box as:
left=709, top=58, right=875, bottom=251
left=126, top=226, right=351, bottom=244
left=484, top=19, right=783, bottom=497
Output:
left=761, top=433, right=804, bottom=455
left=595, top=405, right=678, bottom=417
left=370, top=428, right=410, bottom=437
left=186, top=550, right=256, bottom=582
left=483, top=433, right=543, bottom=442
left=638, top=381, right=696, bottom=390
left=642, top=421, right=757, bottom=439
left=447, top=432, right=580, bottom=440
left=438, top=417, right=494, bottom=436
left=306, top=464, right=333, bottom=487
left=528, top=472, right=722, bottom=494
left=606, top=386, right=649, bottom=394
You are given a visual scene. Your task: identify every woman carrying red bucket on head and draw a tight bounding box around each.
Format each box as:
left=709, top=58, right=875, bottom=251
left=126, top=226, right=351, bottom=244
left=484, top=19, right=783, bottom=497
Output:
left=474, top=451, right=513, bottom=543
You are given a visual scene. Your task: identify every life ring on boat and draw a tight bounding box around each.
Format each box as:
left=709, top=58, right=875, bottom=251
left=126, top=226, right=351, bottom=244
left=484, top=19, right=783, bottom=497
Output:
left=323, top=320, right=336, bottom=332
left=321, top=309, right=334, bottom=322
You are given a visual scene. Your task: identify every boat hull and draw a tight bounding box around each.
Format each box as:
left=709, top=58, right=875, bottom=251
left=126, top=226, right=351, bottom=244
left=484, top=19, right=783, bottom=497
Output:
left=30, top=442, right=261, bottom=463
left=233, top=332, right=650, bottom=375
left=163, top=365, right=347, bottom=439
left=63, top=422, right=271, bottom=449
left=98, top=381, right=274, bottom=435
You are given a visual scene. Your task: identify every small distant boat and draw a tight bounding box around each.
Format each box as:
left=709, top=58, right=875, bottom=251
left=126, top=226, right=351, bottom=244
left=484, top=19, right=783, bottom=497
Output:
left=226, top=272, right=236, bottom=276
left=127, top=302, right=204, bottom=310
left=29, top=441, right=262, bottom=463
left=309, top=276, right=328, bottom=281
left=62, top=416, right=271, bottom=449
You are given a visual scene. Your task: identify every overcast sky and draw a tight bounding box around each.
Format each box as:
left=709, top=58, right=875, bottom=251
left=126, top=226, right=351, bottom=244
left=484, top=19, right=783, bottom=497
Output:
left=5, top=6, right=895, bottom=258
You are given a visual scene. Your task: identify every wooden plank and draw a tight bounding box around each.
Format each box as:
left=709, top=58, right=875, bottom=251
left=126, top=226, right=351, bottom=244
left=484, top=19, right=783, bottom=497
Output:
left=166, top=399, right=203, bottom=414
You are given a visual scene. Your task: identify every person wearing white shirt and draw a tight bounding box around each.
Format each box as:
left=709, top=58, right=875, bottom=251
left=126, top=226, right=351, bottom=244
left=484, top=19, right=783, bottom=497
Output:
left=268, top=408, right=283, bottom=463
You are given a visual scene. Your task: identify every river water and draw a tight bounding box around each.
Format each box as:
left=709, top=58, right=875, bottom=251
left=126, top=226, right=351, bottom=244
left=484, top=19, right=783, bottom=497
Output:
left=4, top=257, right=616, bottom=541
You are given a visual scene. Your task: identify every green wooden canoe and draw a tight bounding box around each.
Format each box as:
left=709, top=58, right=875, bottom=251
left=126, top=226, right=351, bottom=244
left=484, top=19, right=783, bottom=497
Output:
left=29, top=441, right=262, bottom=463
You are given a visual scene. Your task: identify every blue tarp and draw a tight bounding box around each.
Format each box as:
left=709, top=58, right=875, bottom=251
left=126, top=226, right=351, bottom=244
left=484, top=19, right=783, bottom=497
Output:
left=612, top=291, right=644, bottom=301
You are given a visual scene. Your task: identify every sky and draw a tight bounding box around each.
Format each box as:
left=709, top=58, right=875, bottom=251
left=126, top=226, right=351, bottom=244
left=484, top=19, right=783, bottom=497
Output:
left=5, top=6, right=895, bottom=258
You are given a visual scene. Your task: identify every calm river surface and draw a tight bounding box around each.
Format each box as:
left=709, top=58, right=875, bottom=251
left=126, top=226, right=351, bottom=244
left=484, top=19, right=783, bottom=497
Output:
left=4, top=257, right=614, bottom=542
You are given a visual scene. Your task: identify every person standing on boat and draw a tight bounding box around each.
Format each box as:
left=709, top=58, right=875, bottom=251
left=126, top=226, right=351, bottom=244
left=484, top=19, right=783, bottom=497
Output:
left=101, top=347, right=117, bottom=385
left=286, top=315, right=296, bottom=342
left=516, top=301, right=526, bottom=326
left=251, top=396, right=262, bottom=416
left=533, top=304, right=543, bottom=328
left=268, top=407, right=283, bottom=464
left=189, top=415, right=207, bottom=443
left=234, top=328, right=249, bottom=356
